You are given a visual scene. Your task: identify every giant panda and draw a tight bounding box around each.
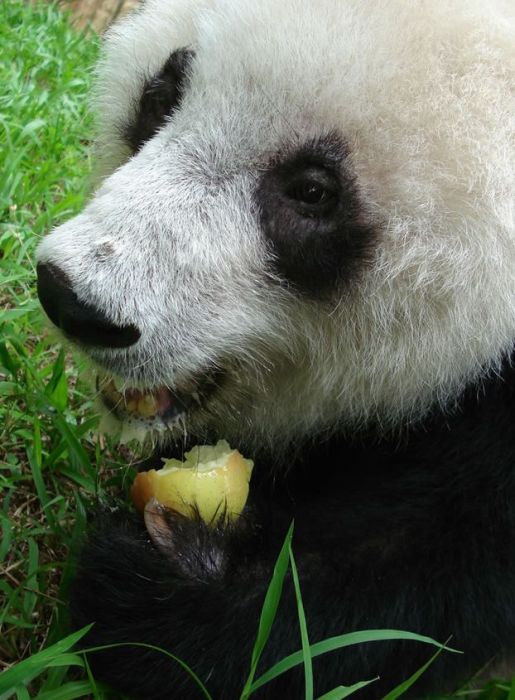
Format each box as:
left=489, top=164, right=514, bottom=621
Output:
left=35, top=0, right=515, bottom=697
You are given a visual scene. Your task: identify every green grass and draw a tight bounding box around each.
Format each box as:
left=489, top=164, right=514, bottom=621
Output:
left=1, top=1, right=515, bottom=698
left=0, top=0, right=134, bottom=688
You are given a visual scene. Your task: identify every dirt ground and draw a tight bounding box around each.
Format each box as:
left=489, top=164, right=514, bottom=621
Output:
left=62, top=0, right=139, bottom=33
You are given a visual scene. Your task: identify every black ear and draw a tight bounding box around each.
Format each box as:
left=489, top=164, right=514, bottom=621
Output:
left=126, top=48, right=194, bottom=153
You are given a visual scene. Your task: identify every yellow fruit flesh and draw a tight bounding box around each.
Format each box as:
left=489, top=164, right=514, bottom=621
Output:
left=131, top=441, right=253, bottom=523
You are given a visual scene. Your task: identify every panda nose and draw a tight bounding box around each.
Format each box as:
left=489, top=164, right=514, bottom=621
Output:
left=36, top=262, right=141, bottom=349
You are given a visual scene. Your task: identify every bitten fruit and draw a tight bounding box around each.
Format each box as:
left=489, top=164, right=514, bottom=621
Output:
left=131, top=440, right=254, bottom=523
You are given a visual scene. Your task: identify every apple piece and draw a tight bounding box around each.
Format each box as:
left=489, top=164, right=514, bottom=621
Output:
left=131, top=440, right=254, bottom=523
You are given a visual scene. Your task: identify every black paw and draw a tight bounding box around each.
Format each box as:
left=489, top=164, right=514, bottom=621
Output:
left=68, top=503, right=264, bottom=699
left=142, top=499, right=257, bottom=581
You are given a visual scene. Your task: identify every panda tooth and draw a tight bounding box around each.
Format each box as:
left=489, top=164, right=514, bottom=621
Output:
left=137, top=394, right=158, bottom=417
left=126, top=398, right=138, bottom=412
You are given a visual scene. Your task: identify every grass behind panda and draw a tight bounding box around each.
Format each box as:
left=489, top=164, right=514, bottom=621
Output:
left=0, top=2, right=513, bottom=698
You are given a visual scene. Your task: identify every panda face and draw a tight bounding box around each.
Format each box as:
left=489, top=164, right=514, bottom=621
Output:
left=36, top=0, right=515, bottom=452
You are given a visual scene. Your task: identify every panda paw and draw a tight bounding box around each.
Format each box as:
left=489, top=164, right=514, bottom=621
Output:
left=69, top=503, right=265, bottom=698
left=141, top=500, right=258, bottom=581
left=72, top=500, right=260, bottom=608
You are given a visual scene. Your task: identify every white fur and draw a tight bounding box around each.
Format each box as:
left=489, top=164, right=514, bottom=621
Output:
left=37, top=0, right=515, bottom=450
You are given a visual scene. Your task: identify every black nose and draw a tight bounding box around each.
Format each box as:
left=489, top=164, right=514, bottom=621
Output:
left=36, top=262, right=141, bottom=349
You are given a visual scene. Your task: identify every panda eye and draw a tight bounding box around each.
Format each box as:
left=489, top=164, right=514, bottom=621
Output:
left=256, top=136, right=376, bottom=294
left=288, top=178, right=335, bottom=206
left=285, top=169, right=339, bottom=214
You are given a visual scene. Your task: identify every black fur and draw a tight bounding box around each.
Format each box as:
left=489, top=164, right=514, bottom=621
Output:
left=125, top=48, right=194, bottom=153
left=71, top=355, right=515, bottom=699
left=255, top=136, right=377, bottom=294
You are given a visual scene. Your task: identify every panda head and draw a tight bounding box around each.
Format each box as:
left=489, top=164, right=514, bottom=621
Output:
left=36, top=0, right=515, bottom=455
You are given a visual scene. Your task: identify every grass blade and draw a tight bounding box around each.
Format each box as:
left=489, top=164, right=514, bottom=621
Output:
left=82, top=654, right=100, bottom=700
left=22, top=538, right=39, bottom=620
left=316, top=679, right=378, bottom=700
left=0, top=514, right=13, bottom=562
left=380, top=641, right=449, bottom=700
left=239, top=522, right=294, bottom=700
left=251, top=630, right=458, bottom=693
left=33, top=416, right=43, bottom=473
left=52, top=414, right=93, bottom=473
left=0, top=341, right=20, bottom=375
left=46, top=654, right=85, bottom=669
left=34, top=681, right=95, bottom=700
left=289, top=544, right=313, bottom=700
left=0, top=625, right=92, bottom=699
left=15, top=688, right=30, bottom=700
left=44, top=349, right=68, bottom=412
left=27, top=444, right=57, bottom=532
left=82, top=642, right=213, bottom=700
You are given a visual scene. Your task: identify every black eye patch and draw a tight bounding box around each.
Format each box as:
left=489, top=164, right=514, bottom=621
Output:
left=125, top=48, right=194, bottom=153
left=255, top=136, right=377, bottom=296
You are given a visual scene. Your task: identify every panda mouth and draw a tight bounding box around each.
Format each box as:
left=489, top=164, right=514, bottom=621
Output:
left=97, top=369, right=223, bottom=429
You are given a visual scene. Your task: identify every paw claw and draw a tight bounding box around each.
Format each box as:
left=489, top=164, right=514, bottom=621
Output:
left=144, top=498, right=174, bottom=554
